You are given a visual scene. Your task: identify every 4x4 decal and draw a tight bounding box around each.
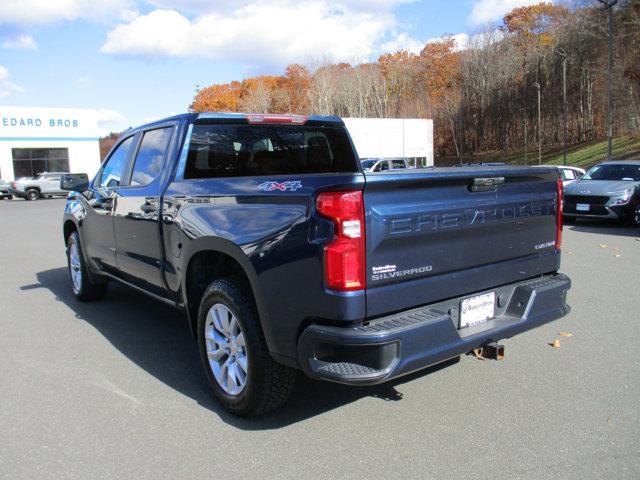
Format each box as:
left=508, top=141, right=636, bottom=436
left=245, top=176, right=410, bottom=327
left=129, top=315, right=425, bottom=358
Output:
left=258, top=180, right=303, bottom=192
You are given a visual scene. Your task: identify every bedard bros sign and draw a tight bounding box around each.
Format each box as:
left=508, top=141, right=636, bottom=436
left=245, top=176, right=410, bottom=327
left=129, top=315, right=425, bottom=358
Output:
left=0, top=106, right=100, bottom=139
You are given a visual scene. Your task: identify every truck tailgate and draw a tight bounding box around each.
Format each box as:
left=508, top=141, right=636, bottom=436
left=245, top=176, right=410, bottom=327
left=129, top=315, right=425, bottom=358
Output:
left=363, top=166, right=561, bottom=317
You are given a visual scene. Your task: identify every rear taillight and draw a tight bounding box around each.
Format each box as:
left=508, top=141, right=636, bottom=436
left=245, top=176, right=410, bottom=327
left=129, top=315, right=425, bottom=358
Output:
left=556, top=177, right=563, bottom=250
left=317, top=191, right=366, bottom=291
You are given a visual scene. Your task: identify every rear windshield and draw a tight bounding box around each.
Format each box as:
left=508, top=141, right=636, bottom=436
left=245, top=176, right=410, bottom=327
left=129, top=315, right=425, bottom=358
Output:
left=184, top=124, right=357, bottom=179
left=583, top=164, right=640, bottom=181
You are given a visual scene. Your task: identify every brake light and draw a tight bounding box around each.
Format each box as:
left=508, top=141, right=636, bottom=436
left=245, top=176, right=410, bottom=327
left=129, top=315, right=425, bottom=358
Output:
left=317, top=191, right=366, bottom=291
left=245, top=114, right=307, bottom=125
left=556, top=177, right=563, bottom=250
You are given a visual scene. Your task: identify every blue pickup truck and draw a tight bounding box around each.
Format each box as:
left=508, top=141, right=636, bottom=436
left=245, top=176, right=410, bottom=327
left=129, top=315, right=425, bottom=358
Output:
left=61, top=113, right=571, bottom=416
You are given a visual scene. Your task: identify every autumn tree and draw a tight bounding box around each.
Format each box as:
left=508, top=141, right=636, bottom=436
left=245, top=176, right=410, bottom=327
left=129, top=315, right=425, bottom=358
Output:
left=191, top=81, right=242, bottom=112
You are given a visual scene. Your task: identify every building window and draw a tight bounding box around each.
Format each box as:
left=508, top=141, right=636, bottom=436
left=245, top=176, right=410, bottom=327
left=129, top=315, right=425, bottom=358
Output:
left=12, top=148, right=70, bottom=178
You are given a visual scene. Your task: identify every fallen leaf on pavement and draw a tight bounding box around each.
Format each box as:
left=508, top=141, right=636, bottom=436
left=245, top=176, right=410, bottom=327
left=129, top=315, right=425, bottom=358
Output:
left=549, top=339, right=561, bottom=348
left=599, top=244, right=608, bottom=248
left=559, top=332, right=573, bottom=337
left=615, top=254, right=622, bottom=258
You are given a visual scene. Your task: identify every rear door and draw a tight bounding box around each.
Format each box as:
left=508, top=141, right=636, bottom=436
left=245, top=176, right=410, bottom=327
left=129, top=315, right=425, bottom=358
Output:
left=363, top=167, right=561, bottom=316
left=113, top=124, right=175, bottom=294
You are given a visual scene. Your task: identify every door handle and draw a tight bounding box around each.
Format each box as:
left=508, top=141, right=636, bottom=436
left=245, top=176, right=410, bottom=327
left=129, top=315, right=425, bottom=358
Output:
left=140, top=203, right=156, bottom=213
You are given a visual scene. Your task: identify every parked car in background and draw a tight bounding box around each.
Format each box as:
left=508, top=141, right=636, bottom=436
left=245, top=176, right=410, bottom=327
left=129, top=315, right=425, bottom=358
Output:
left=360, top=158, right=408, bottom=172
left=61, top=112, right=570, bottom=416
left=563, top=161, right=640, bottom=225
left=10, top=172, right=77, bottom=200
left=0, top=179, right=12, bottom=199
left=533, top=165, right=585, bottom=186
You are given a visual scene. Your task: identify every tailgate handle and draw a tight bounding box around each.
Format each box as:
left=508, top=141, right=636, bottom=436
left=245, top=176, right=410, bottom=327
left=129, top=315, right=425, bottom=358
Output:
left=470, top=177, right=505, bottom=192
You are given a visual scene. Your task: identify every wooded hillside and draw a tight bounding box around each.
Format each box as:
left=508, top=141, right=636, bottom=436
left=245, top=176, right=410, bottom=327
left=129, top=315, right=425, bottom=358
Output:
left=189, top=1, right=639, bottom=159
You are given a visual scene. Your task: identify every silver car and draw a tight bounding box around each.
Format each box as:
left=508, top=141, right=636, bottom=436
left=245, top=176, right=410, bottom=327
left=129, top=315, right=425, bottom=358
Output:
left=563, top=160, right=640, bottom=225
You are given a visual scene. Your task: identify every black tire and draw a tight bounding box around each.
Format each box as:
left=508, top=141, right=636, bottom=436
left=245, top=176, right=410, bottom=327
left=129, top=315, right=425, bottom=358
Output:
left=7, top=195, right=12, bottom=200
left=197, top=278, right=297, bottom=416
left=633, top=204, right=640, bottom=228
left=26, top=189, right=40, bottom=201
left=66, top=231, right=108, bottom=302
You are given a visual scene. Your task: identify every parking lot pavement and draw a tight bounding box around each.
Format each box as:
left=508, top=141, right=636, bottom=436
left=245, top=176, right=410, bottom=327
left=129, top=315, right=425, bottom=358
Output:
left=0, top=198, right=639, bottom=480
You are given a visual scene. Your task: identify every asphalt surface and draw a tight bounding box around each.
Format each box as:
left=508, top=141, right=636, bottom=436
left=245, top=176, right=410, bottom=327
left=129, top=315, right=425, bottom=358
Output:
left=0, top=198, right=638, bottom=480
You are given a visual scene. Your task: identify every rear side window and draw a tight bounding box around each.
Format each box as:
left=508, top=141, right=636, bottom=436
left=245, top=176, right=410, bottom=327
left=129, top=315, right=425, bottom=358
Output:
left=100, top=136, right=133, bottom=188
left=391, top=159, right=406, bottom=169
left=130, top=127, right=173, bottom=186
left=183, top=124, right=357, bottom=179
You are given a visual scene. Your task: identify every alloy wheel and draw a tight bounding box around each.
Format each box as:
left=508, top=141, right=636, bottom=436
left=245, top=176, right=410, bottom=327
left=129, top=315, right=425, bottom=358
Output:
left=204, top=303, right=248, bottom=395
left=69, top=241, right=82, bottom=294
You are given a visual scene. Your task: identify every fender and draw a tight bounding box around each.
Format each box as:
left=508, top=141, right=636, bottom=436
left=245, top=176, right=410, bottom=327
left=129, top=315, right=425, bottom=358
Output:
left=179, top=236, right=274, bottom=349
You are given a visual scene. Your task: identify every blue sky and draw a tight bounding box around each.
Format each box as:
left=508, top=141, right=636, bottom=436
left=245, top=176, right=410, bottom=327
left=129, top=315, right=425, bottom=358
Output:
left=0, top=0, right=542, bottom=134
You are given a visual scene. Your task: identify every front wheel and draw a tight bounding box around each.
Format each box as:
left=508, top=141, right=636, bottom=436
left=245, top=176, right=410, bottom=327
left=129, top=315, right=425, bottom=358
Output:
left=633, top=205, right=640, bottom=228
left=67, top=232, right=108, bottom=301
left=198, top=279, right=297, bottom=416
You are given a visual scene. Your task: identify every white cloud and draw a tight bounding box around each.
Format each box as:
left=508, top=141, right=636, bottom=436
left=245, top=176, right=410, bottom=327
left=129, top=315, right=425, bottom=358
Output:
left=148, top=0, right=415, bottom=14
left=468, top=0, right=550, bottom=27
left=380, top=33, right=424, bottom=54
left=426, top=33, right=471, bottom=51
left=96, top=108, right=126, bottom=136
left=101, top=2, right=404, bottom=65
left=0, top=0, right=137, bottom=25
left=0, top=66, right=25, bottom=97
left=2, top=34, right=37, bottom=50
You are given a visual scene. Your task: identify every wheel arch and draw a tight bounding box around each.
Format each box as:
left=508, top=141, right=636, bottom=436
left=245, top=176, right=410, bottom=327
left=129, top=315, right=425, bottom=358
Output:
left=181, top=239, right=269, bottom=346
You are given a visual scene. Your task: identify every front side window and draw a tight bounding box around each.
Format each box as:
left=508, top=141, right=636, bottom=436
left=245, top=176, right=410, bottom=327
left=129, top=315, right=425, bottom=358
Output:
left=183, top=124, right=357, bottom=179
left=100, top=136, right=133, bottom=188
left=130, top=127, right=173, bottom=186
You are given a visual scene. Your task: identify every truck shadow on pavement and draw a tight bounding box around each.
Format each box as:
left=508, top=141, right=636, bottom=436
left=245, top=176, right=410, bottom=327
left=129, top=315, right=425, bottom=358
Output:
left=23, top=267, right=456, bottom=430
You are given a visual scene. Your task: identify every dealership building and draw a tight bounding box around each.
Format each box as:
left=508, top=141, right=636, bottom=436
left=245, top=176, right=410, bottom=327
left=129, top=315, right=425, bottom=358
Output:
left=0, top=106, right=102, bottom=181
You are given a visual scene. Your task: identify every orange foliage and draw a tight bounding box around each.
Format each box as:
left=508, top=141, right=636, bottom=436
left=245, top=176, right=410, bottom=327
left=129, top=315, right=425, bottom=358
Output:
left=501, top=2, right=567, bottom=48
left=191, top=81, right=242, bottom=112
left=419, top=37, right=461, bottom=98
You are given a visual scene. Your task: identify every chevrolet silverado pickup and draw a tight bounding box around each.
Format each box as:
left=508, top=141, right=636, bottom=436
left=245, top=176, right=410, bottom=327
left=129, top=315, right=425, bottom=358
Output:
left=62, top=113, right=571, bottom=416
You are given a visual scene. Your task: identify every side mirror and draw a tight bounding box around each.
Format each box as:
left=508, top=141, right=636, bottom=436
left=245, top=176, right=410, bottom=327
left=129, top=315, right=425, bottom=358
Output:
left=61, top=173, right=89, bottom=191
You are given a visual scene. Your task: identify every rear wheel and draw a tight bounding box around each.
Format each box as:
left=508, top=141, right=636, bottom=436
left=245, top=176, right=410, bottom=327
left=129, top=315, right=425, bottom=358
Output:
left=633, top=205, right=640, bottom=227
left=197, top=279, right=297, bottom=416
left=26, top=189, right=40, bottom=201
left=67, top=232, right=108, bottom=301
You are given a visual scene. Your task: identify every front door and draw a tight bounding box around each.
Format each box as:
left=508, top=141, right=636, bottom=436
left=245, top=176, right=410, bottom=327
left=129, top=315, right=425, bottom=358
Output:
left=81, top=136, right=134, bottom=272
left=113, top=125, right=175, bottom=294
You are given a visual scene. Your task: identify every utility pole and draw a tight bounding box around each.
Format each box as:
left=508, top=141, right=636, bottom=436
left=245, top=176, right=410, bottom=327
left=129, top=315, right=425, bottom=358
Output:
left=521, top=108, right=528, bottom=165
left=597, top=0, right=618, bottom=160
left=534, top=82, right=541, bottom=165
left=556, top=49, right=568, bottom=165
